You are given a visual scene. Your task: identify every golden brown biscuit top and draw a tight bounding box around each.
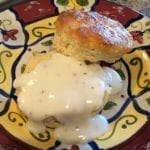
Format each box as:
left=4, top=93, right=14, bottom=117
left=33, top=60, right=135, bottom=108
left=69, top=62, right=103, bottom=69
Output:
left=56, top=10, right=133, bottom=48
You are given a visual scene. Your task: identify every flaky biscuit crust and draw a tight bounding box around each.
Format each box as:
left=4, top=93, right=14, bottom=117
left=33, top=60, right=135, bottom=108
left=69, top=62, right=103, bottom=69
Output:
left=53, top=10, right=133, bottom=62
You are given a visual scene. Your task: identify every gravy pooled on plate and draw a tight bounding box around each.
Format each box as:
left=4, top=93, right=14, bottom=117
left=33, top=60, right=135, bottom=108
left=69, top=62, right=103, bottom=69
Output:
left=14, top=53, right=116, bottom=143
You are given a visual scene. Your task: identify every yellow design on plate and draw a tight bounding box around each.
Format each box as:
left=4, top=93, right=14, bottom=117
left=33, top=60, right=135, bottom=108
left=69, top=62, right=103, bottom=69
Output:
left=0, top=2, right=149, bottom=149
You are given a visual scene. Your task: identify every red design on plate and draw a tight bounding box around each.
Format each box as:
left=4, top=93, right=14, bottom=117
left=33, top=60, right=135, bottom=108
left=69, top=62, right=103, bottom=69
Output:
left=0, top=29, right=18, bottom=41
left=13, top=0, right=57, bottom=24
left=130, top=31, right=144, bottom=44
left=71, top=145, right=80, bottom=150
left=0, top=126, right=27, bottom=150
left=93, top=0, right=139, bottom=25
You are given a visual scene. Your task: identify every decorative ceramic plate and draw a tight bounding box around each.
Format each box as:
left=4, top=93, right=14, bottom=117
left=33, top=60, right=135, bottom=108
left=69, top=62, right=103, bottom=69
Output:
left=0, top=0, right=149, bottom=149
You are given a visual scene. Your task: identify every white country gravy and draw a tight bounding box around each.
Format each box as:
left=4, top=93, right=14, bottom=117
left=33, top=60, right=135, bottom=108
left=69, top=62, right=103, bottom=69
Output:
left=14, top=53, right=122, bottom=144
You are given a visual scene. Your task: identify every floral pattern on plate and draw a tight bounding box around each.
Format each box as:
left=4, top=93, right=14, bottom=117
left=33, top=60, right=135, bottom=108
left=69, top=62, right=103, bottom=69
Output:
left=0, top=0, right=149, bottom=150
left=0, top=10, right=26, bottom=47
